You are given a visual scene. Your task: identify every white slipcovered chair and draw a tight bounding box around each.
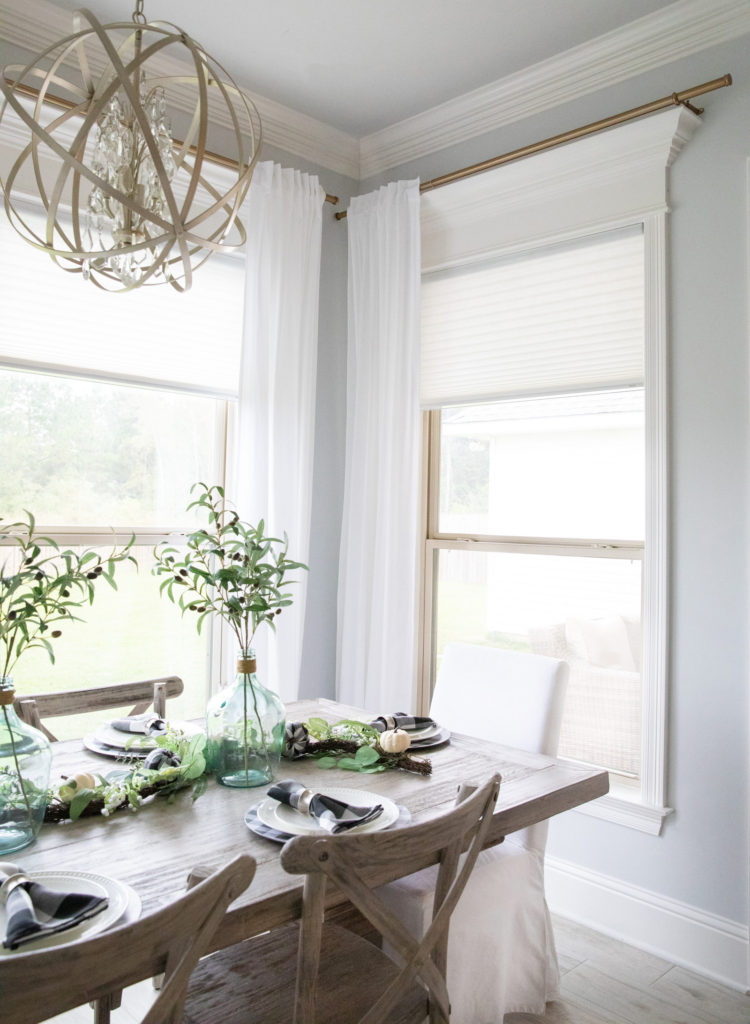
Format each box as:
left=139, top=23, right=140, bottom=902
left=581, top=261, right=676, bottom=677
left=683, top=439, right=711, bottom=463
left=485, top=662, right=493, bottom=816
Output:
left=378, top=642, right=569, bottom=1022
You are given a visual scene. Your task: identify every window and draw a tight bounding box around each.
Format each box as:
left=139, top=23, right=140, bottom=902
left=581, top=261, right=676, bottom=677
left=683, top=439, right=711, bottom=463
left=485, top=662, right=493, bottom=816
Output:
left=0, top=200, right=245, bottom=738
left=423, top=229, right=646, bottom=781
left=417, top=108, right=699, bottom=833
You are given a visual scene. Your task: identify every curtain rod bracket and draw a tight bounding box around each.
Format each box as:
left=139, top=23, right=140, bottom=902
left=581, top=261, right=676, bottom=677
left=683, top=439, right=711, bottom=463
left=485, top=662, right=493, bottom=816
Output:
left=672, top=91, right=703, bottom=115
left=677, top=97, right=703, bottom=116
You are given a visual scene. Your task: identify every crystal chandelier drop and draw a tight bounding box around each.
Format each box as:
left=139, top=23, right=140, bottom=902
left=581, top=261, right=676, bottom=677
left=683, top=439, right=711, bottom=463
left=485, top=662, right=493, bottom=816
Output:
left=85, top=75, right=177, bottom=286
left=0, top=2, right=261, bottom=292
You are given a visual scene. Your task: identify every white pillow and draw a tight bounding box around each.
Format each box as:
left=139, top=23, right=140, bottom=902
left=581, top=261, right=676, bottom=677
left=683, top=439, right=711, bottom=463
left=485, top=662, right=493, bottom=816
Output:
left=565, top=615, right=637, bottom=671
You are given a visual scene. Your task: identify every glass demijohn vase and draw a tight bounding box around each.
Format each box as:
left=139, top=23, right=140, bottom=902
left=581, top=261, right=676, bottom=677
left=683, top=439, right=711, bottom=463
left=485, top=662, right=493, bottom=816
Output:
left=206, top=650, right=285, bottom=788
left=0, top=678, right=52, bottom=854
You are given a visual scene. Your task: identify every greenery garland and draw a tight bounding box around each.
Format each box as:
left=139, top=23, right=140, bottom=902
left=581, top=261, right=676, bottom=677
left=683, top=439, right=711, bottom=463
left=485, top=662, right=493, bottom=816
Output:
left=43, top=728, right=207, bottom=823
left=287, top=718, right=432, bottom=776
left=43, top=716, right=431, bottom=826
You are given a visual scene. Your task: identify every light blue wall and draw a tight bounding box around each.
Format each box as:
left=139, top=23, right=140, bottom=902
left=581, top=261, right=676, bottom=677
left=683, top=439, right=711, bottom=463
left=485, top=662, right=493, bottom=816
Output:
left=362, top=35, right=749, bottom=927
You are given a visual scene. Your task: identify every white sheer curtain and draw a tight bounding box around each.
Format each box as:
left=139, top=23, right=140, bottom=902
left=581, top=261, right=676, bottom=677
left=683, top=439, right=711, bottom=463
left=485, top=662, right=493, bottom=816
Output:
left=337, top=179, right=421, bottom=711
left=234, top=161, right=325, bottom=701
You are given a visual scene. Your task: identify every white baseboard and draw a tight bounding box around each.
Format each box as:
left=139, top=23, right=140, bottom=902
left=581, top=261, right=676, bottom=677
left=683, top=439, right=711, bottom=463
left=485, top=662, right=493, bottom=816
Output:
left=545, top=855, right=749, bottom=991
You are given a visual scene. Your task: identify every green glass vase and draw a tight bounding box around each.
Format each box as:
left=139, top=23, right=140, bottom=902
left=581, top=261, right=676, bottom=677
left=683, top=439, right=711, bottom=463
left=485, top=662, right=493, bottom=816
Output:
left=0, top=678, right=52, bottom=854
left=206, top=649, right=285, bottom=788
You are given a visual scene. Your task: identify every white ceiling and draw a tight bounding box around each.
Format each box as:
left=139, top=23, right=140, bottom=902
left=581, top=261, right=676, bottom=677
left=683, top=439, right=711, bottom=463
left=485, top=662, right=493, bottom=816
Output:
left=36, top=0, right=677, bottom=136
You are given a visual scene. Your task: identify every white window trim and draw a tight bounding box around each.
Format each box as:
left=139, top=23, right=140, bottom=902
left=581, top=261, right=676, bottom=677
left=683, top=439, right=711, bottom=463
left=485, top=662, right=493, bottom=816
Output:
left=0, top=328, right=237, bottom=705
left=419, top=107, right=702, bottom=834
left=567, top=210, right=672, bottom=833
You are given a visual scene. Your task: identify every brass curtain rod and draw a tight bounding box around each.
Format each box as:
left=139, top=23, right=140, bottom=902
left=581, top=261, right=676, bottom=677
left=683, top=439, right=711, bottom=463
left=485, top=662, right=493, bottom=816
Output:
left=3, top=78, right=340, bottom=206
left=335, top=73, right=732, bottom=220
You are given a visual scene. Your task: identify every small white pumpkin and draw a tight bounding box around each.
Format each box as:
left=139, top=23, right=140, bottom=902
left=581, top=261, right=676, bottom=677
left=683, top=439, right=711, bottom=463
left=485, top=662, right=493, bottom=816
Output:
left=58, top=771, right=97, bottom=803
left=380, top=728, right=411, bottom=754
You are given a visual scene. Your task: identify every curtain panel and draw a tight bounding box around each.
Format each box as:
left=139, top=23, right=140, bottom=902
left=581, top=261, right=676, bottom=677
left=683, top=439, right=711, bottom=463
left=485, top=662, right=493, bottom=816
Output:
left=337, top=179, right=421, bottom=711
left=235, top=161, right=326, bottom=701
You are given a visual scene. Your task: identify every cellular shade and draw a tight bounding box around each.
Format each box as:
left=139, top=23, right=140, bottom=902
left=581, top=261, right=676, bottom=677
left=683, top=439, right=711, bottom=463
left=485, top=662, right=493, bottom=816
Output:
left=0, top=201, right=245, bottom=397
left=421, top=226, right=644, bottom=408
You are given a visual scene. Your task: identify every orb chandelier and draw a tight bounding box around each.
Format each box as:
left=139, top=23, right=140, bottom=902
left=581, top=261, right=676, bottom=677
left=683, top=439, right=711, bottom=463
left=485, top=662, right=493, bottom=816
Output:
left=0, top=1, right=261, bottom=291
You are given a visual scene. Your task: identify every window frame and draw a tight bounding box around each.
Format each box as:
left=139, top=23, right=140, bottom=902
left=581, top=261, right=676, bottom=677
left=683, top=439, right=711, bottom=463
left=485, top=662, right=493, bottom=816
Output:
left=418, top=213, right=672, bottom=835
left=0, top=362, right=239, bottom=706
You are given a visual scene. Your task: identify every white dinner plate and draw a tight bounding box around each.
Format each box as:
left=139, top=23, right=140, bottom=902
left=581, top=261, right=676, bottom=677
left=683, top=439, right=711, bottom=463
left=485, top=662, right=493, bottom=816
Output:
left=0, top=870, right=140, bottom=956
left=95, top=723, right=159, bottom=751
left=257, top=786, right=399, bottom=836
left=84, top=720, right=202, bottom=759
left=82, top=734, right=149, bottom=760
left=408, top=727, right=451, bottom=750
left=403, top=722, right=441, bottom=741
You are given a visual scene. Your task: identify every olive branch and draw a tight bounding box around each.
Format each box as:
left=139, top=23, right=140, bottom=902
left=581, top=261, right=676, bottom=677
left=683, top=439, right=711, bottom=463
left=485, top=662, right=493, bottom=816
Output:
left=0, top=511, right=136, bottom=679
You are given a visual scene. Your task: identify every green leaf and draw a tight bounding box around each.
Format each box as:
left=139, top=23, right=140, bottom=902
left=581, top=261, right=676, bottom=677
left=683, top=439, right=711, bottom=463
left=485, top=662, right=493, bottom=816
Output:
left=354, top=745, right=380, bottom=766
left=191, top=774, right=208, bottom=801
left=307, top=717, right=329, bottom=734
left=337, top=757, right=362, bottom=771
left=183, top=754, right=206, bottom=779
left=185, top=733, right=206, bottom=759
left=315, top=756, right=339, bottom=769
left=69, top=789, right=96, bottom=820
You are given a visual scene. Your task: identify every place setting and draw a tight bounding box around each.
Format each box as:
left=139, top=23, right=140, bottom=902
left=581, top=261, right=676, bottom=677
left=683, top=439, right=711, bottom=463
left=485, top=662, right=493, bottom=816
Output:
left=0, top=861, right=141, bottom=956
left=83, top=711, right=202, bottom=760
left=245, top=780, right=411, bottom=844
left=367, top=712, right=451, bottom=751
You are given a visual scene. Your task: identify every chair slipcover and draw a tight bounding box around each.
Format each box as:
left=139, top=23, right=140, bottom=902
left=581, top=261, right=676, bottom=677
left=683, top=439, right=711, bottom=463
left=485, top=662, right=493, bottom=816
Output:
left=378, top=643, right=568, bottom=1022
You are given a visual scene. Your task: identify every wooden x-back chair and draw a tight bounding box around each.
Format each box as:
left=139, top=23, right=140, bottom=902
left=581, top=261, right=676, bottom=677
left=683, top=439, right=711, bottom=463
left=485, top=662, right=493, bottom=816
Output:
left=183, top=773, right=501, bottom=1024
left=0, top=854, right=256, bottom=1024
left=13, top=675, right=183, bottom=742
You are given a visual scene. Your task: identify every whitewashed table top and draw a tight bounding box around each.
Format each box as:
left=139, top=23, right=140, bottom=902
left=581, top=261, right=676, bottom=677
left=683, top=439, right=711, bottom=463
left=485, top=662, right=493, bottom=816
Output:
left=19, top=698, right=608, bottom=950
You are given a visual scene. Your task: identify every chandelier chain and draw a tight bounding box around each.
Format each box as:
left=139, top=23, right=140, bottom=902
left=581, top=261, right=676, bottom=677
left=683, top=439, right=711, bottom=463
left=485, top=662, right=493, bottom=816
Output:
left=132, top=0, right=146, bottom=25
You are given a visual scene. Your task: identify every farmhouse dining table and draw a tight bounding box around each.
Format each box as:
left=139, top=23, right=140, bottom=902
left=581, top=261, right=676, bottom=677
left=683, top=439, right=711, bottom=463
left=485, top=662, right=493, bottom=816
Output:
left=13, top=697, right=609, bottom=954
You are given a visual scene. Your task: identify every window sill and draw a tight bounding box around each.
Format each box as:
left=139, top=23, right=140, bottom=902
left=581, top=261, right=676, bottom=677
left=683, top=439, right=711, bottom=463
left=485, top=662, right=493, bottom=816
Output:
left=572, top=789, right=673, bottom=835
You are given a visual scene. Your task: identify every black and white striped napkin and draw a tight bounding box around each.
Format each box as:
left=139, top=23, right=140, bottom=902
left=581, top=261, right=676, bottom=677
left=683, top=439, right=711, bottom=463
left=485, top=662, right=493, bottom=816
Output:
left=267, top=780, right=384, bottom=834
left=110, top=712, right=166, bottom=735
left=368, top=712, right=436, bottom=733
left=0, top=863, right=109, bottom=950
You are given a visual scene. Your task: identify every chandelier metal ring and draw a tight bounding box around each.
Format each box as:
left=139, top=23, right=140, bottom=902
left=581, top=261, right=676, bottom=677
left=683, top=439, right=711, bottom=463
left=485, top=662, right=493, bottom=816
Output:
left=0, top=5, right=261, bottom=291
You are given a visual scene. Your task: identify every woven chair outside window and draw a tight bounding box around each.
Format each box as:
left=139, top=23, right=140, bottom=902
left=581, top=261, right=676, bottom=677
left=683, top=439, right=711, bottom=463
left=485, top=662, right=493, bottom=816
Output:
left=183, top=772, right=501, bottom=1024
left=378, top=643, right=568, bottom=1022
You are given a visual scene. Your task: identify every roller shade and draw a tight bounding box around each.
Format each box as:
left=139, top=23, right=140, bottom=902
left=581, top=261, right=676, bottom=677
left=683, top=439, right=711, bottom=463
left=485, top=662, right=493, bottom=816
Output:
left=0, top=201, right=245, bottom=397
left=421, top=226, right=644, bottom=408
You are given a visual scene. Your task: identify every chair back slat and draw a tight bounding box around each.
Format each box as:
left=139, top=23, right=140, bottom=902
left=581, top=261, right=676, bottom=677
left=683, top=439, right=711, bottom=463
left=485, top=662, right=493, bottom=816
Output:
left=13, top=676, right=183, bottom=741
left=0, top=854, right=255, bottom=1024
left=281, top=773, right=501, bottom=1024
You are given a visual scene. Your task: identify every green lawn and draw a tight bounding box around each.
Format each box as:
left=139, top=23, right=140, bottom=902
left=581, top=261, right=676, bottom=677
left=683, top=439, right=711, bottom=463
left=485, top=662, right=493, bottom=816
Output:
left=10, top=549, right=210, bottom=740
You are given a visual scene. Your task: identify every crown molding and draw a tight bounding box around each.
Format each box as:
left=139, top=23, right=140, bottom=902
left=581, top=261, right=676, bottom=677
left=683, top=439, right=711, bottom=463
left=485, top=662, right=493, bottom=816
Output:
left=2, top=0, right=747, bottom=185
left=359, top=0, right=750, bottom=179
left=0, top=0, right=361, bottom=181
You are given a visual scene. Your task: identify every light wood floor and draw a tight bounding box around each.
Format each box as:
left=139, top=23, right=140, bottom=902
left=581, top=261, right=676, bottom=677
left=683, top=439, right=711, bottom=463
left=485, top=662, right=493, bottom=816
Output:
left=48, top=914, right=750, bottom=1024
left=506, top=916, right=750, bottom=1024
